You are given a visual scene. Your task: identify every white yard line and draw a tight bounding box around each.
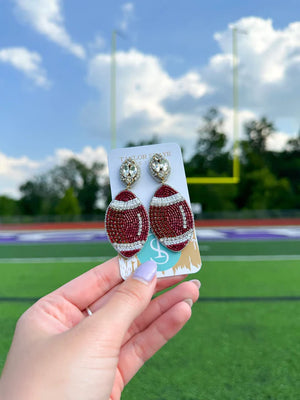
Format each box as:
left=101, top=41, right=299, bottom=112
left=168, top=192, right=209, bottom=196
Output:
left=0, top=257, right=110, bottom=264
left=204, top=255, right=300, bottom=262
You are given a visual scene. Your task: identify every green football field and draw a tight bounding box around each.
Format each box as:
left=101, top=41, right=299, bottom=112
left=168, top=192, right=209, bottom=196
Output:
left=0, top=240, right=300, bottom=400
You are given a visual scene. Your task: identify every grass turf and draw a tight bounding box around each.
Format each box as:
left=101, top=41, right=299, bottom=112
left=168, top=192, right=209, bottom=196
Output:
left=0, top=239, right=300, bottom=259
left=0, top=242, right=116, bottom=259
left=0, top=240, right=299, bottom=399
left=122, top=301, right=300, bottom=400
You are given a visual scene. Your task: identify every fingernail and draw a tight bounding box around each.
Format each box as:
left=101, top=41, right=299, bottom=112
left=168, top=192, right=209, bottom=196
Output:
left=184, top=298, right=193, bottom=307
left=133, top=260, right=157, bottom=284
left=191, top=279, right=201, bottom=289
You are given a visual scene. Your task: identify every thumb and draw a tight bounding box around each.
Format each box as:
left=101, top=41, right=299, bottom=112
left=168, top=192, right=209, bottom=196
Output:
left=90, top=260, right=157, bottom=345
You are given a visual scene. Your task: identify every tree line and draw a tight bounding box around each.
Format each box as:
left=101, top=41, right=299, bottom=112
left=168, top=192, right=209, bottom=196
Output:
left=0, top=158, right=110, bottom=219
left=187, top=108, right=300, bottom=213
left=0, top=107, right=299, bottom=219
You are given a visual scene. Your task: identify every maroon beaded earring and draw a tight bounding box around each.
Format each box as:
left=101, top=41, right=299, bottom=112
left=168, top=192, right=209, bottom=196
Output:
left=105, top=158, right=149, bottom=258
left=149, top=153, right=194, bottom=252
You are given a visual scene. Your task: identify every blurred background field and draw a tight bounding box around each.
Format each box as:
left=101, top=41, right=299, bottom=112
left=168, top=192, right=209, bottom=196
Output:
left=0, top=231, right=299, bottom=400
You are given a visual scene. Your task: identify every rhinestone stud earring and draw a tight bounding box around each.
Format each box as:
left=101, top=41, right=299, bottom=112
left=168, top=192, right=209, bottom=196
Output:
left=149, top=153, right=194, bottom=252
left=105, top=158, right=149, bottom=258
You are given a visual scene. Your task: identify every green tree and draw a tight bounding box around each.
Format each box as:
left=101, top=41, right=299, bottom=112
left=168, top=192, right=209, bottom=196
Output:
left=50, top=158, right=107, bottom=215
left=126, top=135, right=159, bottom=147
left=56, top=188, right=81, bottom=216
left=197, top=108, right=227, bottom=159
left=241, top=117, right=276, bottom=172
left=188, top=181, right=238, bottom=212
left=19, top=157, right=109, bottom=217
left=244, top=117, right=275, bottom=154
left=19, top=177, right=58, bottom=215
left=0, top=196, right=19, bottom=216
left=266, top=132, right=300, bottom=209
left=286, top=131, right=300, bottom=152
left=185, top=108, right=236, bottom=211
left=187, top=107, right=231, bottom=177
left=241, top=168, right=293, bottom=210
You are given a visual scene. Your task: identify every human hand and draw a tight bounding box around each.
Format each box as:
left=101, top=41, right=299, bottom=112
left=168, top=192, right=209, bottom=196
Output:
left=0, top=258, right=200, bottom=400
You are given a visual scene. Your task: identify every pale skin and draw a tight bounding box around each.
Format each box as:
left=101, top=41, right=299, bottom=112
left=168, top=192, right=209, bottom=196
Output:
left=0, top=257, right=200, bottom=400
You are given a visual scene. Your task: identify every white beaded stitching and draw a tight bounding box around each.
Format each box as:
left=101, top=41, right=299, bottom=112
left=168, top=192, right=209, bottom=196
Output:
left=150, top=193, right=183, bottom=207
left=160, top=229, right=193, bottom=246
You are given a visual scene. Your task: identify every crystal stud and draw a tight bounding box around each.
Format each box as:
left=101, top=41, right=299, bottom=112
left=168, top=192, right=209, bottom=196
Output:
left=120, top=158, right=140, bottom=188
left=149, top=153, right=171, bottom=182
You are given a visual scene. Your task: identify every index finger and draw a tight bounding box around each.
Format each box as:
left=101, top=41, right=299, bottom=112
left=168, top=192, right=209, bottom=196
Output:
left=52, top=258, right=186, bottom=312
left=53, top=256, right=121, bottom=310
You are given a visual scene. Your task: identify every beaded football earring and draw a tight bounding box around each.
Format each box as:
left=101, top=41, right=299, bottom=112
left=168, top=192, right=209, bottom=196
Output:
left=105, top=158, right=149, bottom=258
left=149, top=153, right=194, bottom=252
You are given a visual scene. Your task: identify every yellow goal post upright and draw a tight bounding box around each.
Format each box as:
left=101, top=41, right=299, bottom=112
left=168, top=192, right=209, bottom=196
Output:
left=187, top=27, right=241, bottom=185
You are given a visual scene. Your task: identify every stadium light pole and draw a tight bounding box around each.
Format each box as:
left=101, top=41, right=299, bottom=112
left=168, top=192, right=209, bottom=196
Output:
left=110, top=30, right=126, bottom=149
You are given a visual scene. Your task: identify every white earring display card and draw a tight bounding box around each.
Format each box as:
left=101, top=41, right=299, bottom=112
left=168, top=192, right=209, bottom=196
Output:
left=107, top=143, right=202, bottom=279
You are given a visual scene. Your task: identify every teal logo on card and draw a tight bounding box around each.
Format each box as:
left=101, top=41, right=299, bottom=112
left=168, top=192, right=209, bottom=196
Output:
left=138, top=232, right=181, bottom=271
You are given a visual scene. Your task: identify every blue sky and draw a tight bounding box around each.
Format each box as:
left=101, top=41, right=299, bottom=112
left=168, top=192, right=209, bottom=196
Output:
left=1, top=0, right=300, bottom=197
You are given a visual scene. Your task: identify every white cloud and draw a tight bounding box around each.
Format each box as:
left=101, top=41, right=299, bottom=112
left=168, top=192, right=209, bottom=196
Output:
left=14, top=0, right=85, bottom=59
left=0, top=147, right=108, bottom=198
left=0, top=152, right=40, bottom=197
left=204, top=17, right=300, bottom=151
left=88, top=33, right=106, bottom=54
left=169, top=72, right=209, bottom=99
left=220, top=107, right=257, bottom=143
left=0, top=47, right=50, bottom=88
left=266, top=131, right=291, bottom=152
left=54, top=146, right=108, bottom=173
left=86, top=48, right=209, bottom=149
left=209, top=18, right=300, bottom=115
left=119, top=2, right=134, bottom=33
